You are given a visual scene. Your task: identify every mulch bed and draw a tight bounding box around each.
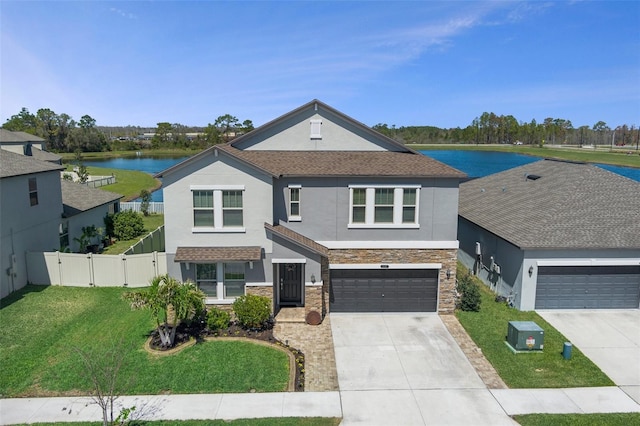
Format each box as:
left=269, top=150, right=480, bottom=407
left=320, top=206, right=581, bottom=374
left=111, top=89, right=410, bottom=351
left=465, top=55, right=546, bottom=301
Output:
left=148, top=320, right=305, bottom=391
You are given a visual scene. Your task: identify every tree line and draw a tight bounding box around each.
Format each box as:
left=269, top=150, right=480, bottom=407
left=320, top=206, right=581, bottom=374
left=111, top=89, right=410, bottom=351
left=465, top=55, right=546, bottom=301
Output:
left=2, top=108, right=254, bottom=153
left=3, top=106, right=638, bottom=153
left=374, top=112, right=639, bottom=148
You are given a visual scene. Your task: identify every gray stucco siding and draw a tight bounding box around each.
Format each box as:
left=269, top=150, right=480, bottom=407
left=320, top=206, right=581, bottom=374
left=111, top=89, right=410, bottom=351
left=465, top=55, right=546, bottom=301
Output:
left=275, top=177, right=459, bottom=243
left=162, top=153, right=274, bottom=256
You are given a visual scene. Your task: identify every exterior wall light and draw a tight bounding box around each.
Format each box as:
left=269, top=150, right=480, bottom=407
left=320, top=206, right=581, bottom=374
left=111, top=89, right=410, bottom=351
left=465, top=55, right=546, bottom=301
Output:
left=528, top=266, right=534, bottom=277
left=310, top=274, right=316, bottom=284
left=446, top=269, right=451, bottom=280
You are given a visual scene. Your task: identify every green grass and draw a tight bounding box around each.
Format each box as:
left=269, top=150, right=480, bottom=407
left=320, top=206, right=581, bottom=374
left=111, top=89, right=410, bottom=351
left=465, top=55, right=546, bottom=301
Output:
left=0, top=286, right=289, bottom=397
left=64, top=164, right=160, bottom=201
left=409, top=143, right=640, bottom=168
left=456, top=271, right=614, bottom=388
left=13, top=419, right=342, bottom=426
left=514, top=413, right=640, bottom=426
left=102, top=214, right=164, bottom=254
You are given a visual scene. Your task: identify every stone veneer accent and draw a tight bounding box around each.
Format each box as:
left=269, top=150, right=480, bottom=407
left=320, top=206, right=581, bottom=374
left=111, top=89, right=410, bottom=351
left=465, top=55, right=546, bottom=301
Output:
left=246, top=285, right=275, bottom=313
left=304, top=285, right=323, bottom=319
left=328, top=248, right=458, bottom=314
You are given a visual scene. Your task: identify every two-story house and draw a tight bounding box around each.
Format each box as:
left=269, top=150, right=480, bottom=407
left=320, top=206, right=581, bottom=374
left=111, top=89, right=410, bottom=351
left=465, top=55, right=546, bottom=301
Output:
left=157, top=100, right=466, bottom=321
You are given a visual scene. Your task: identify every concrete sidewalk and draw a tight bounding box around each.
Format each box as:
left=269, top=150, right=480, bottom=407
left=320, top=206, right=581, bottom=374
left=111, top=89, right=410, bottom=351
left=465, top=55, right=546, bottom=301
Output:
left=0, top=392, right=342, bottom=424
left=2, top=386, right=639, bottom=424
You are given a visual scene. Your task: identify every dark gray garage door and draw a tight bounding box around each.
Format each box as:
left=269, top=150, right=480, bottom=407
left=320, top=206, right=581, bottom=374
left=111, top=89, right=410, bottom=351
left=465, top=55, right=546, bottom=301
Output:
left=536, top=266, right=640, bottom=309
left=330, top=269, right=438, bottom=312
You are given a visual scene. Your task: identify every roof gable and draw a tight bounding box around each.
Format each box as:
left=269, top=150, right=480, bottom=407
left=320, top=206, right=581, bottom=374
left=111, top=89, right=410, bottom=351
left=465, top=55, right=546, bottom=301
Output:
left=0, top=149, right=63, bottom=178
left=459, top=159, right=640, bottom=249
left=230, top=99, right=413, bottom=153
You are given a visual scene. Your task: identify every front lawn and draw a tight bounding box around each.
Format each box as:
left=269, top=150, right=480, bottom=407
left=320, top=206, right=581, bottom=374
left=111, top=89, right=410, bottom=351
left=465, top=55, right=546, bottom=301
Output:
left=456, top=270, right=614, bottom=388
left=514, top=413, right=640, bottom=426
left=0, top=286, right=289, bottom=397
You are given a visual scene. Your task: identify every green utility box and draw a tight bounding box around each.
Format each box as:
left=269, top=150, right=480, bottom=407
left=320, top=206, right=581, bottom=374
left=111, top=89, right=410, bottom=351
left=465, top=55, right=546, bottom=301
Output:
left=507, top=321, right=544, bottom=351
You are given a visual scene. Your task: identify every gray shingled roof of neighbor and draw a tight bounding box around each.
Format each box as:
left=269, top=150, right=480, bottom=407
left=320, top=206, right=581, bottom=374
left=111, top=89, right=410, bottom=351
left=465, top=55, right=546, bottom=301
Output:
left=216, top=145, right=466, bottom=178
left=0, top=149, right=64, bottom=178
left=30, top=147, right=62, bottom=163
left=174, top=246, right=263, bottom=262
left=459, top=159, right=640, bottom=250
left=61, top=180, right=123, bottom=217
left=0, top=129, right=46, bottom=143
left=264, top=222, right=329, bottom=256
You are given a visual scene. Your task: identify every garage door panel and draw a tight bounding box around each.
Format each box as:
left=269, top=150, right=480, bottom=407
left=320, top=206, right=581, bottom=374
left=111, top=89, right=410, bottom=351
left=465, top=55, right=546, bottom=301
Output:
left=536, top=266, right=640, bottom=309
left=330, top=269, right=438, bottom=312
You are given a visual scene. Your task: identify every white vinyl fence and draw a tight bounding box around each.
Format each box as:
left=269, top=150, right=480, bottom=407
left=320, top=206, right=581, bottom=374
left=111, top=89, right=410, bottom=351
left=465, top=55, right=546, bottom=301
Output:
left=26, top=251, right=167, bottom=288
left=125, top=226, right=165, bottom=255
left=120, top=202, right=164, bottom=214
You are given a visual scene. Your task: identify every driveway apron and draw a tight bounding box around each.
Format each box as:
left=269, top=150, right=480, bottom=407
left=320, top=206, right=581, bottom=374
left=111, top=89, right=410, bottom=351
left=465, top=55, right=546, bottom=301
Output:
left=331, top=313, right=517, bottom=425
left=537, top=309, right=640, bottom=404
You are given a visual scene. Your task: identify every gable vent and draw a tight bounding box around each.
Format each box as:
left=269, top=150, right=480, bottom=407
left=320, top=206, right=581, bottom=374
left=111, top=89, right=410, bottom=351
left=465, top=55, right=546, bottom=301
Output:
left=310, top=119, right=322, bottom=139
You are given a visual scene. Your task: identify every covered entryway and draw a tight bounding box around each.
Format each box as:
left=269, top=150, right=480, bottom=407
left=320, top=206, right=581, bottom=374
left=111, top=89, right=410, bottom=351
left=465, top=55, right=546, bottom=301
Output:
left=535, top=265, right=640, bottom=309
left=330, top=268, right=438, bottom=312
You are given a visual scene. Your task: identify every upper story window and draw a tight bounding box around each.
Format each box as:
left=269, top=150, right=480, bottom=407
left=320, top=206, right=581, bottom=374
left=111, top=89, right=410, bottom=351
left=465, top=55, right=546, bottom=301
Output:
left=349, top=185, right=420, bottom=228
left=191, top=185, right=245, bottom=232
left=28, top=177, right=38, bottom=206
left=288, top=185, right=301, bottom=221
left=310, top=119, right=322, bottom=139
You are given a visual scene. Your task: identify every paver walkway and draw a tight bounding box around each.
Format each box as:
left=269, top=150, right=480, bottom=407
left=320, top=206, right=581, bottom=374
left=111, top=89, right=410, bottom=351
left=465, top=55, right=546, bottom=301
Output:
left=274, top=314, right=339, bottom=392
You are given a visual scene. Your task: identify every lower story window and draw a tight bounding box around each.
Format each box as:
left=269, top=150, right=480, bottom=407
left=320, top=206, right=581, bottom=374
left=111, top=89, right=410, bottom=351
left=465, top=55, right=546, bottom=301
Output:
left=195, top=262, right=245, bottom=300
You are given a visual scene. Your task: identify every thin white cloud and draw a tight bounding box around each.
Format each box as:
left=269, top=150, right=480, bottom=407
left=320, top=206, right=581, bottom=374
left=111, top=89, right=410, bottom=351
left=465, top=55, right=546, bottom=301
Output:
left=109, top=7, right=136, bottom=20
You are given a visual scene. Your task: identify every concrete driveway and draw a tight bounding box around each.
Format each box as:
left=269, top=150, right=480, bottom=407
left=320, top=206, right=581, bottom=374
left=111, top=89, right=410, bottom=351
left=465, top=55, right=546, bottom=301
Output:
left=537, top=309, right=640, bottom=404
left=331, top=313, right=517, bottom=425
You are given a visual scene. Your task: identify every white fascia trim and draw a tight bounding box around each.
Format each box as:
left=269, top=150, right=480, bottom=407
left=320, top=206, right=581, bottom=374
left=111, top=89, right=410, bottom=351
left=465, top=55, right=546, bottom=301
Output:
left=330, top=263, right=442, bottom=270
left=190, top=184, right=245, bottom=190
left=192, top=227, right=246, bottom=233
left=537, top=259, right=640, bottom=267
left=317, top=240, right=459, bottom=249
left=305, top=281, right=324, bottom=287
left=348, top=184, right=421, bottom=189
left=347, top=224, right=420, bottom=229
left=271, top=258, right=307, bottom=264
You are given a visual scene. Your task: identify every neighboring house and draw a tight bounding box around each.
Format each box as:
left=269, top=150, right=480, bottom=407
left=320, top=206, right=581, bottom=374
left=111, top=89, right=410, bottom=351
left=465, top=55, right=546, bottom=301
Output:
left=458, top=159, right=640, bottom=310
left=0, top=129, right=62, bottom=165
left=157, top=100, right=466, bottom=320
left=61, top=180, right=122, bottom=252
left=0, top=149, right=64, bottom=298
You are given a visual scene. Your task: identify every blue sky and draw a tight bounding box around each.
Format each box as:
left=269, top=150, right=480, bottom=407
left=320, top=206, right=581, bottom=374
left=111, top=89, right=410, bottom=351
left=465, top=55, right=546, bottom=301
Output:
left=1, top=1, right=639, bottom=129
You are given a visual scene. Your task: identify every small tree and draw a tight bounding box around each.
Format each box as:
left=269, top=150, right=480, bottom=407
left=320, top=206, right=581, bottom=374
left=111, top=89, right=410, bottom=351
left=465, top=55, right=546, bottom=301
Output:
left=113, top=210, right=145, bottom=240
left=139, top=189, right=152, bottom=216
left=123, top=275, right=205, bottom=347
left=75, top=340, right=134, bottom=426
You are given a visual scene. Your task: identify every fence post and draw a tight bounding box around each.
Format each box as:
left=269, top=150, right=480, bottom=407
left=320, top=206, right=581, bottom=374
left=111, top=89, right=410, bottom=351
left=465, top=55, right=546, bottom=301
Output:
left=121, top=254, right=128, bottom=286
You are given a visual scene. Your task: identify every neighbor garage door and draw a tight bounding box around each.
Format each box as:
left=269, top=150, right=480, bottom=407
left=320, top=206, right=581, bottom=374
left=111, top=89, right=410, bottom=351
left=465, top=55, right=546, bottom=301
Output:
left=330, top=268, right=438, bottom=312
left=535, top=266, right=640, bottom=309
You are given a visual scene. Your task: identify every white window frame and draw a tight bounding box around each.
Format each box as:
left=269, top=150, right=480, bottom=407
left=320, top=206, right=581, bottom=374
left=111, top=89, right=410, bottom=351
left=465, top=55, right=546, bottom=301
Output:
left=195, top=262, right=246, bottom=302
left=191, top=185, right=245, bottom=232
left=288, top=184, right=302, bottom=222
left=310, top=119, right=322, bottom=139
left=348, top=185, right=420, bottom=229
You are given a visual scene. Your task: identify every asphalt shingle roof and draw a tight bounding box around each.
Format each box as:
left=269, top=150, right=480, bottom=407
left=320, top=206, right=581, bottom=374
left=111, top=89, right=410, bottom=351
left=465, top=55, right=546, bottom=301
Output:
left=217, top=145, right=466, bottom=178
left=0, top=149, right=63, bottom=178
left=459, top=159, right=640, bottom=249
left=61, top=180, right=122, bottom=217
left=264, top=223, right=329, bottom=256
left=174, top=246, right=263, bottom=262
left=0, top=129, right=45, bottom=143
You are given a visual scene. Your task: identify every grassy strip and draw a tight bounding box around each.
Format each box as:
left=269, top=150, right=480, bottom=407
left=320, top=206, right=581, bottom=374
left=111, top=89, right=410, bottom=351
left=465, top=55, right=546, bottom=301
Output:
left=102, top=214, right=164, bottom=254
left=455, top=268, right=613, bottom=388
left=514, top=413, right=640, bottom=426
left=0, top=286, right=289, bottom=397
left=63, top=164, right=159, bottom=201
left=409, top=144, right=640, bottom=168
left=12, top=418, right=342, bottom=426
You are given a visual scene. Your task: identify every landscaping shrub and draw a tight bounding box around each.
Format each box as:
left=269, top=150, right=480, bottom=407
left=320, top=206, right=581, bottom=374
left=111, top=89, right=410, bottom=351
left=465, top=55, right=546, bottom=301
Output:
left=206, top=307, right=231, bottom=331
left=113, top=210, right=145, bottom=240
left=233, top=294, right=272, bottom=329
left=456, top=270, right=481, bottom=312
left=139, top=189, right=152, bottom=216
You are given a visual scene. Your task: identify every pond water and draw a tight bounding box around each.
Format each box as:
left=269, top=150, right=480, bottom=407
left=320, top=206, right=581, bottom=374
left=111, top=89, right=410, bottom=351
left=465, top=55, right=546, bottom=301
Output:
left=81, top=151, right=640, bottom=202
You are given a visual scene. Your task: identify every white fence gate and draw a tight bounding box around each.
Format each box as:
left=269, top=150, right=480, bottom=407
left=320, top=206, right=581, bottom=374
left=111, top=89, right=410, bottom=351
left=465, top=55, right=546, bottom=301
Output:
left=26, top=251, right=168, bottom=288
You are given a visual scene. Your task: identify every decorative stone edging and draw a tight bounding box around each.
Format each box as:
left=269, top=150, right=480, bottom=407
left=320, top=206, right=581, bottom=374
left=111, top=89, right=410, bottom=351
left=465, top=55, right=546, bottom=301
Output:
left=143, top=335, right=296, bottom=392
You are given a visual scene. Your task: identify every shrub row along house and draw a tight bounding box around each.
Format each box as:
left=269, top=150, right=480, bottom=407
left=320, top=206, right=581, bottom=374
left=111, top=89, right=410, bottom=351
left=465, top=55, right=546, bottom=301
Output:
left=0, top=131, right=122, bottom=299
left=157, top=100, right=466, bottom=320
